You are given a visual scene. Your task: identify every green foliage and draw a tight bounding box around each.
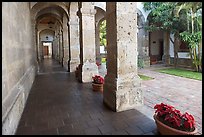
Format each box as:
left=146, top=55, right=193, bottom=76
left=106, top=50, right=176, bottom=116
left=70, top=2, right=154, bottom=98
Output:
left=180, top=31, right=202, bottom=48
left=138, top=74, right=154, bottom=81
left=143, top=2, right=186, bottom=33
left=143, top=2, right=202, bottom=72
left=99, top=20, right=106, bottom=47
left=101, top=58, right=106, bottom=63
left=138, top=57, right=144, bottom=69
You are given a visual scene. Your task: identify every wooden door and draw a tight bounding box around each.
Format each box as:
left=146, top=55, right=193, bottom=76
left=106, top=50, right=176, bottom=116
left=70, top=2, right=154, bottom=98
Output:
left=43, top=46, right=49, bottom=56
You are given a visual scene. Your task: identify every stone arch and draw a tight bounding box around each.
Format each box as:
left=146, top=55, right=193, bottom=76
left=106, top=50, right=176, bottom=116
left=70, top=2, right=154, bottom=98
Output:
left=31, top=2, right=69, bottom=20
left=95, top=6, right=106, bottom=65
left=95, top=6, right=106, bottom=27
left=39, top=29, right=55, bottom=40
left=136, top=8, right=145, bottom=27
left=30, top=2, right=69, bottom=66
left=38, top=29, right=55, bottom=59
left=137, top=2, right=151, bottom=22
left=36, top=11, right=63, bottom=27
left=136, top=8, right=150, bottom=67
left=146, top=11, right=165, bottom=65
left=93, top=2, right=106, bottom=12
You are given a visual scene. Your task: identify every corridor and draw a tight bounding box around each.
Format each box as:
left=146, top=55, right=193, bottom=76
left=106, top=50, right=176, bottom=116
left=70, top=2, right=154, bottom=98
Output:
left=16, top=59, right=157, bottom=135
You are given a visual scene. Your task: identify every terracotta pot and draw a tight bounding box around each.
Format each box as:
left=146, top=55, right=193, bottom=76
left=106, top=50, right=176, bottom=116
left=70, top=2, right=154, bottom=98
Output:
left=153, top=114, right=197, bottom=135
left=92, top=83, right=103, bottom=92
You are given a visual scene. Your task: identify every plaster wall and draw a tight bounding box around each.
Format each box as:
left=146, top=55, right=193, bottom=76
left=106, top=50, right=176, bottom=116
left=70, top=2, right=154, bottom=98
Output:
left=2, top=2, right=36, bottom=135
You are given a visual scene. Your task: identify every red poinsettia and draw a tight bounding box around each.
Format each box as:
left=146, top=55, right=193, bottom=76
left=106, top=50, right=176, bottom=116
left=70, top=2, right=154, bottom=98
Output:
left=92, top=75, right=104, bottom=84
left=154, top=103, right=196, bottom=132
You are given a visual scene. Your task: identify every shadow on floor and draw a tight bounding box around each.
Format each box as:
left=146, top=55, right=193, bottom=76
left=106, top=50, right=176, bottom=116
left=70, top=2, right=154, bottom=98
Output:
left=16, top=71, right=158, bottom=135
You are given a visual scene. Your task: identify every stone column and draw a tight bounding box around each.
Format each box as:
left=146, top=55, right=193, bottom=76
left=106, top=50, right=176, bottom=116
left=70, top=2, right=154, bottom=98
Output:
left=78, top=2, right=99, bottom=83
left=95, top=23, right=101, bottom=64
left=40, top=41, right=43, bottom=60
left=162, top=31, right=170, bottom=66
left=59, top=30, right=63, bottom=65
left=103, top=2, right=143, bottom=112
left=62, top=14, right=69, bottom=71
left=31, top=18, right=38, bottom=73
left=69, top=14, right=80, bottom=72
left=57, top=32, right=60, bottom=62
left=53, top=36, right=58, bottom=60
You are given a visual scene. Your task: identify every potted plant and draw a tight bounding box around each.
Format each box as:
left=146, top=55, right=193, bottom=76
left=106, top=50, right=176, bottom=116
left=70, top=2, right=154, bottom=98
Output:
left=92, top=75, right=104, bottom=92
left=153, top=103, right=197, bottom=135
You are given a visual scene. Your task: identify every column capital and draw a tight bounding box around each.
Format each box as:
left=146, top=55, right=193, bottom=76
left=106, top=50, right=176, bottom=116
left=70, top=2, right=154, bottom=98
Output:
left=80, top=8, right=96, bottom=15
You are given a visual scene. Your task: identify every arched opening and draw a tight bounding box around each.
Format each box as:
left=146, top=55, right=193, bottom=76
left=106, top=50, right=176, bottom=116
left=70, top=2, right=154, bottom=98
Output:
left=94, top=6, right=106, bottom=76
left=147, top=14, right=164, bottom=65
left=39, top=29, right=54, bottom=59
left=137, top=9, right=150, bottom=68
left=31, top=2, right=69, bottom=70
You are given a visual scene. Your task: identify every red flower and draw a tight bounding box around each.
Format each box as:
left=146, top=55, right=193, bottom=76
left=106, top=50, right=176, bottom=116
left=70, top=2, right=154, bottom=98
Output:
left=92, top=75, right=104, bottom=84
left=154, top=103, right=195, bottom=132
left=182, top=112, right=195, bottom=129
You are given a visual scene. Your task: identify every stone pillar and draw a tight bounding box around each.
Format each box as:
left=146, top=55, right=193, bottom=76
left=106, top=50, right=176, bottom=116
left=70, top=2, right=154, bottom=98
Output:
left=78, top=2, right=99, bottom=82
left=103, top=2, right=143, bottom=112
left=62, top=14, right=69, bottom=71
left=69, top=14, right=80, bottom=72
left=31, top=18, right=39, bottom=72
left=95, top=23, right=101, bottom=64
left=59, top=29, right=64, bottom=66
left=57, top=32, right=60, bottom=62
left=53, top=35, right=58, bottom=60
left=40, top=41, right=43, bottom=60
left=162, top=31, right=170, bottom=66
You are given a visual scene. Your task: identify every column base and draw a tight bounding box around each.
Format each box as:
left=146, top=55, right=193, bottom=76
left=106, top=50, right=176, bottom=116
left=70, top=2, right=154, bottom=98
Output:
left=162, top=54, right=170, bottom=66
left=63, top=58, right=69, bottom=71
left=103, top=73, right=143, bottom=112
left=79, top=60, right=99, bottom=83
left=70, top=60, right=80, bottom=72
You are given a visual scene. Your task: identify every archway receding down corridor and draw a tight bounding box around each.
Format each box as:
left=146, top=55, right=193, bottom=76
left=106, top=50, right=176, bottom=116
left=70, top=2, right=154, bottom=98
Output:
left=16, top=58, right=156, bottom=135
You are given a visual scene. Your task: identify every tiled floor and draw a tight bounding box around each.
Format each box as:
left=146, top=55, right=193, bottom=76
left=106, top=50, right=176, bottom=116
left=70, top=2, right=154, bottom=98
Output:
left=15, top=59, right=158, bottom=135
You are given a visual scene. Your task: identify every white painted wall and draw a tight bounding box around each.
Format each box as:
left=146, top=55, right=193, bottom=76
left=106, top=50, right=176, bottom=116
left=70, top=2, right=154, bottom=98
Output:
left=150, top=31, right=163, bottom=55
left=40, top=34, right=54, bottom=41
left=169, top=34, right=190, bottom=59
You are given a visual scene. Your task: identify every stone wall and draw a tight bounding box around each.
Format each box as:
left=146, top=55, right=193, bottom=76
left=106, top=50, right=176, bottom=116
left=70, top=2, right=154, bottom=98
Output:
left=170, top=57, right=193, bottom=68
left=2, top=2, right=36, bottom=135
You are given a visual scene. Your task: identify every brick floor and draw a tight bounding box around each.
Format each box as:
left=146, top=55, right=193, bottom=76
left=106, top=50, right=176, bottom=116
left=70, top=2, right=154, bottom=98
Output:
left=15, top=59, right=157, bottom=135
left=100, top=63, right=202, bottom=135
left=138, top=65, right=202, bottom=135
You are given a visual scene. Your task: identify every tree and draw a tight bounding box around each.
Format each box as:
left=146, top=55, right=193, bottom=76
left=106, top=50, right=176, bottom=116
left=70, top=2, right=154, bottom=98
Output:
left=143, top=2, right=188, bottom=68
left=178, top=2, right=202, bottom=72
left=143, top=2, right=202, bottom=72
left=99, top=20, right=106, bottom=47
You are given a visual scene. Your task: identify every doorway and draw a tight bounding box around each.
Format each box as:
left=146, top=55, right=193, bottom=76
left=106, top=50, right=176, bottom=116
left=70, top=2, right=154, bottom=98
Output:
left=159, top=40, right=164, bottom=61
left=43, top=42, right=52, bottom=58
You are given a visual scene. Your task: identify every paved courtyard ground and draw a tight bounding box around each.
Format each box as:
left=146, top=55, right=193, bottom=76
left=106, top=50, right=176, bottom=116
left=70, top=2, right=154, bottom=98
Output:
left=16, top=60, right=202, bottom=135
left=100, top=63, right=202, bottom=135
left=138, top=65, right=202, bottom=135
